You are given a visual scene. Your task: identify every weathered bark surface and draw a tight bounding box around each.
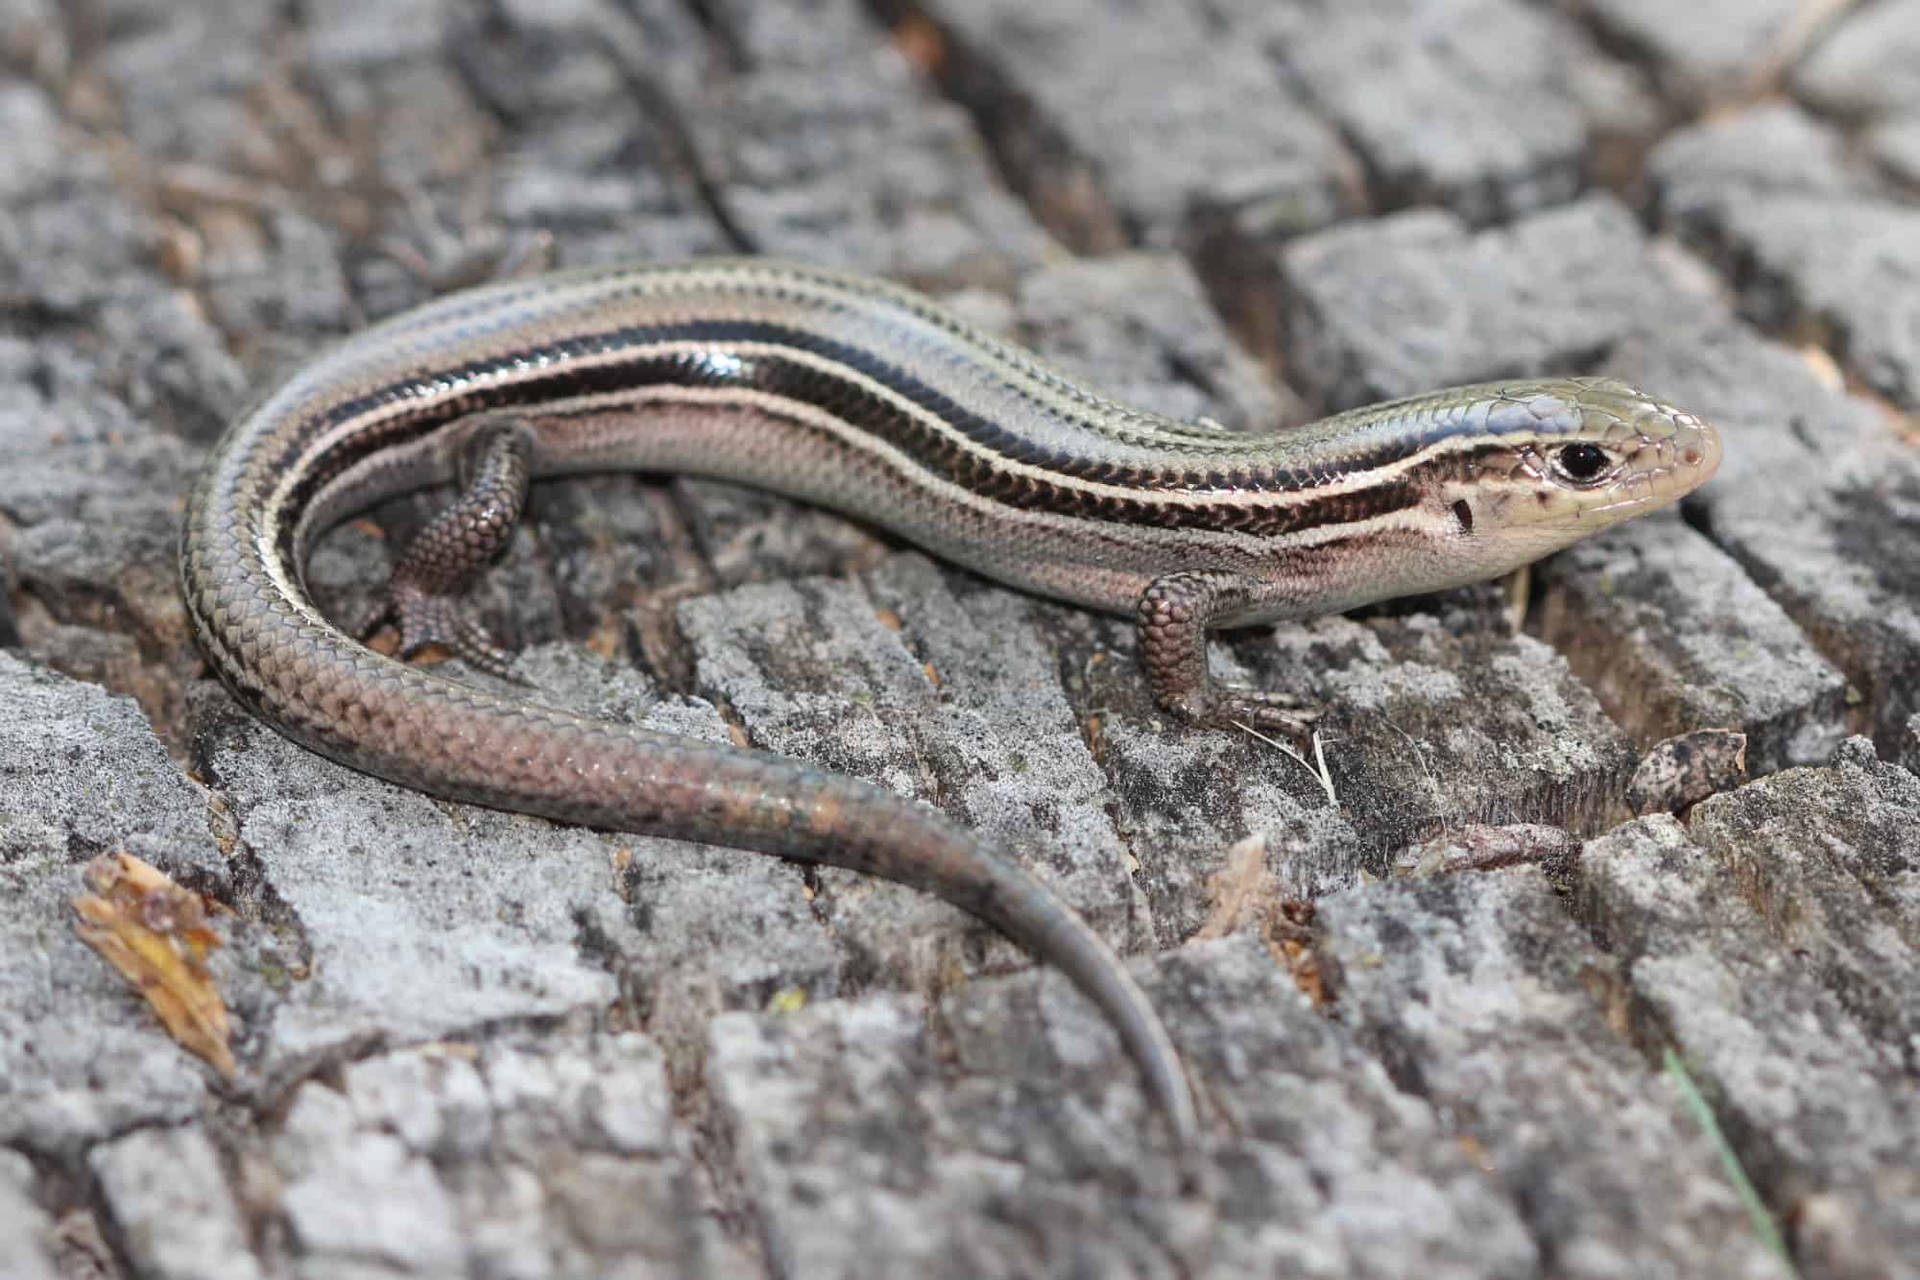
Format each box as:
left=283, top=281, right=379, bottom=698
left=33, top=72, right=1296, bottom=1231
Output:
left=3, top=1, right=1916, bottom=1275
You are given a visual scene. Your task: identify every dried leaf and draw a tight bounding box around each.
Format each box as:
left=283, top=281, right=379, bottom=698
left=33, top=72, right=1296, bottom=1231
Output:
left=72, top=852, right=235, bottom=1078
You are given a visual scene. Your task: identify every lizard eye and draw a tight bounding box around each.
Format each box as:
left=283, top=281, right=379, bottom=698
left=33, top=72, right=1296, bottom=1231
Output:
left=1550, top=442, right=1615, bottom=485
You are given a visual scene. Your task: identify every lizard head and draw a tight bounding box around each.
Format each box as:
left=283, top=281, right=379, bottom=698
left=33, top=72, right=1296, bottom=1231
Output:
left=1430, top=376, right=1721, bottom=565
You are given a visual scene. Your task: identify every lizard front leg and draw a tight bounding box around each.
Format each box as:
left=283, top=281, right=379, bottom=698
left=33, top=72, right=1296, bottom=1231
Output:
left=1137, top=569, right=1319, bottom=732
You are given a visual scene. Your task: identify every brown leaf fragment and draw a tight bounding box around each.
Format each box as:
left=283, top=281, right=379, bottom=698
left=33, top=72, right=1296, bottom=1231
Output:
left=72, top=852, right=235, bottom=1078
left=1195, top=833, right=1277, bottom=942
left=1196, top=834, right=1325, bottom=1000
left=51, top=1208, right=117, bottom=1280
left=1628, top=729, right=1749, bottom=817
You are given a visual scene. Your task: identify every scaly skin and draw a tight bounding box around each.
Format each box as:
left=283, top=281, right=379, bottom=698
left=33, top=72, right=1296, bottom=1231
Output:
left=181, top=258, right=1723, bottom=1150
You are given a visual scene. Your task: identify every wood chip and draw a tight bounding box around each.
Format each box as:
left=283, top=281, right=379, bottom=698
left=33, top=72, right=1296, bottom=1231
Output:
left=1628, top=730, right=1749, bottom=816
left=72, top=852, right=235, bottom=1078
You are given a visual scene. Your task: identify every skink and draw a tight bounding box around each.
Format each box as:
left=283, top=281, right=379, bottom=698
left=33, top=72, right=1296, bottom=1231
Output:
left=180, top=258, right=1722, bottom=1149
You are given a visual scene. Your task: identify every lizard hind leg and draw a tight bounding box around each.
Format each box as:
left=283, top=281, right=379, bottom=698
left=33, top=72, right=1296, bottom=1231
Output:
left=359, top=415, right=537, bottom=682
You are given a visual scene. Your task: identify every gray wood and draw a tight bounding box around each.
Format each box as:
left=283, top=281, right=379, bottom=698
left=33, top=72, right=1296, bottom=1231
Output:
left=2, top=0, right=1916, bottom=1275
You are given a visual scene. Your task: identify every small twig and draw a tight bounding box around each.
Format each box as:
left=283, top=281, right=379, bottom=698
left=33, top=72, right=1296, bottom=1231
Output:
left=1384, top=719, right=1440, bottom=800
left=1311, top=729, right=1334, bottom=804
left=1233, top=721, right=1338, bottom=807
left=1743, top=0, right=1859, bottom=97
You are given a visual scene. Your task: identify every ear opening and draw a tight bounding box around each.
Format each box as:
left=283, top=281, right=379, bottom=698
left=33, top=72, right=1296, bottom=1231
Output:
left=1451, top=498, right=1474, bottom=534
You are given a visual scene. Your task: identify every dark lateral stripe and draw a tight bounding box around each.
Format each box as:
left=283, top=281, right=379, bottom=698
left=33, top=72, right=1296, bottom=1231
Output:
left=273, top=321, right=1430, bottom=540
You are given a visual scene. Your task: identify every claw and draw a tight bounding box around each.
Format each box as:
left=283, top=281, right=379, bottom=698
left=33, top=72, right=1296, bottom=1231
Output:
left=1227, top=696, right=1322, bottom=735
left=1193, top=686, right=1322, bottom=735
left=389, top=581, right=524, bottom=681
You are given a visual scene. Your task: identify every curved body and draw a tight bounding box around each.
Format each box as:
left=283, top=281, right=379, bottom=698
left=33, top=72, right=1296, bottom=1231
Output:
left=181, top=259, right=1722, bottom=1148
